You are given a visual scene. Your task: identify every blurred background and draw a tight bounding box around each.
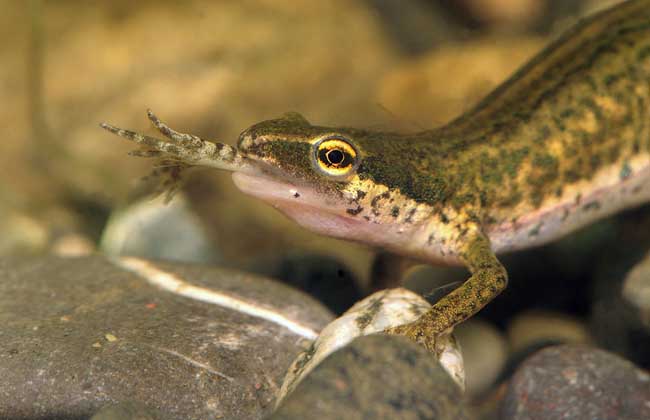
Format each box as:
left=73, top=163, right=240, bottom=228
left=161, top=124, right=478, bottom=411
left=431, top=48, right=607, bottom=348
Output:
left=4, top=0, right=650, bottom=397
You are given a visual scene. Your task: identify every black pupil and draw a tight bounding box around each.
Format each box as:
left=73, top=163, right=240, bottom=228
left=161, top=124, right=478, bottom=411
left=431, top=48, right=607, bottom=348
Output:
left=327, top=149, right=345, bottom=165
left=317, top=143, right=355, bottom=170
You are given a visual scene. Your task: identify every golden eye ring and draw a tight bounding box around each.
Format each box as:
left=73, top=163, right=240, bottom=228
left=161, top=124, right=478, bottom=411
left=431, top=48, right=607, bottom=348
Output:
left=312, top=136, right=359, bottom=178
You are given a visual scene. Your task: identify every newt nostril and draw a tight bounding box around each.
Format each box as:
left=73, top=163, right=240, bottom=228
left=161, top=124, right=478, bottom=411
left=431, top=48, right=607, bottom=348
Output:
left=236, top=132, right=255, bottom=152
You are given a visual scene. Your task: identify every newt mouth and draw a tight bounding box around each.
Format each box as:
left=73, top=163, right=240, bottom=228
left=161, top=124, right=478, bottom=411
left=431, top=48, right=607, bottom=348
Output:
left=231, top=172, right=367, bottom=239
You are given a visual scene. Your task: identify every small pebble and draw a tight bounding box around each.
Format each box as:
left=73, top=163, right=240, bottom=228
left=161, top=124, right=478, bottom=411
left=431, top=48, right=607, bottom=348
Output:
left=622, top=251, right=650, bottom=327
left=507, top=310, right=591, bottom=354
left=459, top=0, right=545, bottom=27
left=0, top=211, right=49, bottom=255
left=455, top=319, right=508, bottom=397
left=589, top=247, right=650, bottom=366
left=51, top=233, right=95, bottom=257
left=100, top=194, right=219, bottom=264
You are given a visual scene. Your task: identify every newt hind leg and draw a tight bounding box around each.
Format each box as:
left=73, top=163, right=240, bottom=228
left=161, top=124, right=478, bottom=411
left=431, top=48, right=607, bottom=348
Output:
left=387, top=232, right=507, bottom=352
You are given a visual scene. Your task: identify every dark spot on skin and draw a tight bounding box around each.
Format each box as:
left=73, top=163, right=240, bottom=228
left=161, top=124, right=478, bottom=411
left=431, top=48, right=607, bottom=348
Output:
left=510, top=217, right=521, bottom=230
left=532, top=153, right=559, bottom=171
left=632, top=185, right=642, bottom=194
left=603, top=73, right=623, bottom=86
left=560, top=108, right=575, bottom=119
left=479, top=152, right=503, bottom=185
left=528, top=222, right=543, bottom=237
left=561, top=208, right=570, bottom=221
left=346, top=206, right=363, bottom=216
left=582, top=201, right=601, bottom=212
left=466, top=210, right=480, bottom=223
left=459, top=226, right=469, bottom=239
left=355, top=190, right=366, bottom=201
left=638, top=45, right=650, bottom=61
left=537, top=125, right=552, bottom=141
left=293, top=192, right=300, bottom=198
left=292, top=342, right=316, bottom=374
left=501, top=147, right=530, bottom=180
left=620, top=162, right=632, bottom=180
left=354, top=297, right=383, bottom=331
left=387, top=397, right=406, bottom=411
left=440, top=213, right=450, bottom=224
left=527, top=152, right=560, bottom=207
left=575, top=194, right=582, bottom=205
left=485, top=215, right=497, bottom=225
left=404, top=208, right=417, bottom=224
left=391, top=206, right=400, bottom=218
left=589, top=154, right=602, bottom=172
left=451, top=192, right=478, bottom=210
left=479, top=191, right=488, bottom=207
left=427, top=234, right=435, bottom=246
left=363, top=215, right=371, bottom=221
left=608, top=143, right=622, bottom=163
left=564, top=170, right=581, bottom=183
left=371, top=191, right=391, bottom=209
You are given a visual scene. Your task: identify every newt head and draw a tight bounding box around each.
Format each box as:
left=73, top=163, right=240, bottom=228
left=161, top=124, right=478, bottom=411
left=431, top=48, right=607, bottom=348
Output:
left=233, top=112, right=435, bottom=251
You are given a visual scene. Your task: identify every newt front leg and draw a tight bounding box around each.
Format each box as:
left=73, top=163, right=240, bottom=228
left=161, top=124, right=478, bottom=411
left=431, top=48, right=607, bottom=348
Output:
left=388, top=231, right=507, bottom=352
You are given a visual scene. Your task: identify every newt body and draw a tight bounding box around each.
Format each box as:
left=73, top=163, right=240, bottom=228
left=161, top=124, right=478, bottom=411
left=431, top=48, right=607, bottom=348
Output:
left=102, top=0, right=650, bottom=350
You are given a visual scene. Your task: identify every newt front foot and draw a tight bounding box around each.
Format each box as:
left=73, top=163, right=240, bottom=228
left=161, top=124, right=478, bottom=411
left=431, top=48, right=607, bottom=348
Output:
left=385, top=321, right=438, bottom=353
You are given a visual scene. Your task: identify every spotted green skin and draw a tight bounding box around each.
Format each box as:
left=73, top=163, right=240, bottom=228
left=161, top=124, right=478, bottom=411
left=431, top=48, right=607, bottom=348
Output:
left=236, top=0, right=650, bottom=350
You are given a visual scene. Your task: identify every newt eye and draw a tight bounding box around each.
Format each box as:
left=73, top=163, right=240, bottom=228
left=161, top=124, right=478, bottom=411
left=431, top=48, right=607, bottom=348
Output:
left=313, top=137, right=359, bottom=177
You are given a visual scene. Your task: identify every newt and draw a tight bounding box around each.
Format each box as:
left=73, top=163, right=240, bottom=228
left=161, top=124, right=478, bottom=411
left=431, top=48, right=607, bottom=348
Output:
left=101, top=0, right=650, bottom=351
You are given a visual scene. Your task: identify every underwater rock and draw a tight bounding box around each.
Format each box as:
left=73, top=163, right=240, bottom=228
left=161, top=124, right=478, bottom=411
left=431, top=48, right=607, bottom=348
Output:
left=271, top=334, right=469, bottom=420
left=0, top=256, right=332, bottom=420
left=276, top=287, right=465, bottom=407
